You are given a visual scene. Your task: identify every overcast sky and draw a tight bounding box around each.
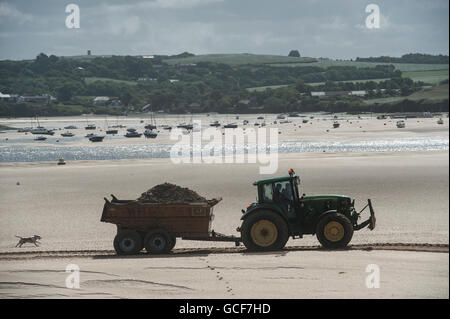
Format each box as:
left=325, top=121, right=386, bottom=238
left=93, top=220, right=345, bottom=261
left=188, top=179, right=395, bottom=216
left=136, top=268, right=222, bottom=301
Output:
left=0, top=0, right=448, bottom=60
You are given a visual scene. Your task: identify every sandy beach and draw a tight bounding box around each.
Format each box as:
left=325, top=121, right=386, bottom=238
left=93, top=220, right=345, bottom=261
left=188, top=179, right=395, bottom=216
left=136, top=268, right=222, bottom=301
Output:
left=0, top=114, right=448, bottom=298
left=0, top=150, right=448, bottom=251
left=0, top=249, right=448, bottom=299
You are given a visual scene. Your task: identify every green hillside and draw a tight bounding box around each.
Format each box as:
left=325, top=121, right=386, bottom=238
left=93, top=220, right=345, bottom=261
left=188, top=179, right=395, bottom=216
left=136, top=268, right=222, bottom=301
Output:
left=364, top=84, right=449, bottom=104
left=270, top=60, right=449, bottom=72
left=163, top=53, right=317, bottom=65
left=84, top=77, right=138, bottom=86
left=401, top=69, right=449, bottom=84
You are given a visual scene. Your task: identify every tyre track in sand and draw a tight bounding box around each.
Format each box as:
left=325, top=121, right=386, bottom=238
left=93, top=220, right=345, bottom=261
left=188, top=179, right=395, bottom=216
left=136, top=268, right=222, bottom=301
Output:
left=0, top=243, right=447, bottom=260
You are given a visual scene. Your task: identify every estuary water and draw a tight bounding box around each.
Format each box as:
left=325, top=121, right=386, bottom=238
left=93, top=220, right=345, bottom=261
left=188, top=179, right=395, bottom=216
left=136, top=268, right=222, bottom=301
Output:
left=0, top=137, right=447, bottom=162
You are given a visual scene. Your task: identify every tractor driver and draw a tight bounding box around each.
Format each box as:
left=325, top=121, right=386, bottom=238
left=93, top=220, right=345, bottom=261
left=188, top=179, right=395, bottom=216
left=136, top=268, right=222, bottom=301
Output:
left=274, top=183, right=292, bottom=213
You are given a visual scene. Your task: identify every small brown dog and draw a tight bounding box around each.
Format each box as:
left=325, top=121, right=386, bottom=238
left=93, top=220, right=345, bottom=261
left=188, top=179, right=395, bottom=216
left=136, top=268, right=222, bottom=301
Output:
left=15, top=235, right=42, bottom=247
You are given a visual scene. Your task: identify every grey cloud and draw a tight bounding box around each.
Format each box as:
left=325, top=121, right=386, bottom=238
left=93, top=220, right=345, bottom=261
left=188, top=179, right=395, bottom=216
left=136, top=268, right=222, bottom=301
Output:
left=0, top=0, right=448, bottom=60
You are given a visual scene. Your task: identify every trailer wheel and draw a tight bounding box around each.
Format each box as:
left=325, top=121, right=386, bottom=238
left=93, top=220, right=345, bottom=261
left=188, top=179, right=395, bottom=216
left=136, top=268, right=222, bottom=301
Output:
left=144, top=229, right=173, bottom=254
left=316, top=212, right=354, bottom=249
left=113, top=230, right=143, bottom=255
left=241, top=210, right=289, bottom=252
left=168, top=236, right=177, bottom=251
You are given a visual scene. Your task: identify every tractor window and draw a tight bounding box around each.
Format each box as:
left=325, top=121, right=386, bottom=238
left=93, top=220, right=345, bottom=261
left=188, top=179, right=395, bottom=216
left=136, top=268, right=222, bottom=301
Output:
left=261, top=184, right=273, bottom=202
left=273, top=181, right=294, bottom=202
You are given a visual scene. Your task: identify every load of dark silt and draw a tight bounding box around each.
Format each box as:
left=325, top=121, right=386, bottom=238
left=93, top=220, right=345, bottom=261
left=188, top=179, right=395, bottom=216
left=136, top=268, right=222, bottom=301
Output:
left=137, top=183, right=218, bottom=205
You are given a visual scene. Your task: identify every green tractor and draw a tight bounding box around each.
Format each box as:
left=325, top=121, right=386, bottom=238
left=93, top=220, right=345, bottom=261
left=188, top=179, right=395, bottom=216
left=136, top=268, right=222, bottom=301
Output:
left=239, top=169, right=376, bottom=251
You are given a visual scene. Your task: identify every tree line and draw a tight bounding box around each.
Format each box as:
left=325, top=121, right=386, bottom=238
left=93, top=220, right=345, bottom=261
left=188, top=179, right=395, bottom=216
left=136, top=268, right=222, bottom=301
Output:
left=356, top=53, right=448, bottom=64
left=0, top=53, right=447, bottom=116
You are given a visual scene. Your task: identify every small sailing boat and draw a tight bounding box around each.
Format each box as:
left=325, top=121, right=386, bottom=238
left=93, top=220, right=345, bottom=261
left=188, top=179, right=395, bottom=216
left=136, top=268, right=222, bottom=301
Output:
left=125, top=130, right=142, bottom=138
left=144, top=129, right=158, bottom=138
left=89, top=135, right=105, bottom=142
left=85, top=115, right=96, bottom=130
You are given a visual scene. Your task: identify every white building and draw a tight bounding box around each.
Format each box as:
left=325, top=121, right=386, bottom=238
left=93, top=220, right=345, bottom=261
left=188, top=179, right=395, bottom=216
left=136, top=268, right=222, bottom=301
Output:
left=93, top=96, right=110, bottom=106
left=350, top=90, right=367, bottom=96
left=0, top=92, right=11, bottom=101
left=311, top=91, right=326, bottom=97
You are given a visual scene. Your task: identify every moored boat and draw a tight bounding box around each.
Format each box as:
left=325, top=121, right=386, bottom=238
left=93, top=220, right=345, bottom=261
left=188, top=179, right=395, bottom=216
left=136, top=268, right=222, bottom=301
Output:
left=144, top=129, right=158, bottom=138
left=124, top=131, right=142, bottom=138
left=89, top=135, right=105, bottom=142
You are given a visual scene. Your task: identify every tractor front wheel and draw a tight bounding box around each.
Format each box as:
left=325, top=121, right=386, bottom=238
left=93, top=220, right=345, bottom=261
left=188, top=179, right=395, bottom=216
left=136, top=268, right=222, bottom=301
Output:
left=241, top=210, right=289, bottom=252
left=316, top=213, right=354, bottom=249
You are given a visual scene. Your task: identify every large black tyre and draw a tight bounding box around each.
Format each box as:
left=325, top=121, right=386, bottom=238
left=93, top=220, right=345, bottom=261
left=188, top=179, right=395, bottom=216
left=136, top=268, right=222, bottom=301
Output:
left=241, top=210, right=289, bottom=252
left=316, top=212, right=354, bottom=249
left=113, top=230, right=143, bottom=255
left=168, top=236, right=177, bottom=251
left=144, top=228, right=173, bottom=254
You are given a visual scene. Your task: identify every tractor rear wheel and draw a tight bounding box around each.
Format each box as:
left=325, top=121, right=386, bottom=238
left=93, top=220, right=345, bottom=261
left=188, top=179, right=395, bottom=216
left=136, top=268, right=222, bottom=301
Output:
left=113, top=230, right=143, bottom=255
left=316, top=213, right=354, bottom=249
left=144, top=228, right=173, bottom=254
left=241, top=210, right=289, bottom=252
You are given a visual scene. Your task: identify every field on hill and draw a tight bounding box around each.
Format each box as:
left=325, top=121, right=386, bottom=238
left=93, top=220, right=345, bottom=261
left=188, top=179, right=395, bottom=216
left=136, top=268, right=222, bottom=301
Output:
left=246, top=84, right=291, bottom=92
left=402, top=69, right=449, bottom=84
left=247, top=78, right=393, bottom=91
left=270, top=60, right=449, bottom=72
left=163, top=53, right=317, bottom=65
left=363, top=84, right=449, bottom=104
left=84, top=77, right=137, bottom=86
left=162, top=53, right=449, bottom=72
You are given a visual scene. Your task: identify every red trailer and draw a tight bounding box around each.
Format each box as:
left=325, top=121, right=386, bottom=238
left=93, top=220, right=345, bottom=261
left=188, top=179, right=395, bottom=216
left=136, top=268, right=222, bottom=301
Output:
left=101, top=195, right=240, bottom=255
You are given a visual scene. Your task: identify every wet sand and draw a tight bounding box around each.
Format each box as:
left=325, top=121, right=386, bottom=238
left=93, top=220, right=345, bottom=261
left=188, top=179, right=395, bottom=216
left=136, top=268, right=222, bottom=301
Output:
left=0, top=150, right=448, bottom=252
left=0, top=249, right=447, bottom=298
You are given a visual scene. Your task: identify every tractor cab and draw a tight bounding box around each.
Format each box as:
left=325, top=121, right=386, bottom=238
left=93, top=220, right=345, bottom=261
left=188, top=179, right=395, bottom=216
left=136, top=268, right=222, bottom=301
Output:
left=252, top=171, right=300, bottom=217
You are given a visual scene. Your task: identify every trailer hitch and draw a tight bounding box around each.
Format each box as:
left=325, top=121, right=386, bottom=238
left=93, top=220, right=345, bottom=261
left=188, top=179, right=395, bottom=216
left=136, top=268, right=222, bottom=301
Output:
left=354, top=199, right=376, bottom=231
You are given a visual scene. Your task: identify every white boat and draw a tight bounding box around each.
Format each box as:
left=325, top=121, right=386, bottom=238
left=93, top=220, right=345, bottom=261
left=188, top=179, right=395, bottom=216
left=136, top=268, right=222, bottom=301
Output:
left=31, top=128, right=55, bottom=135
left=396, top=120, right=406, bottom=128
left=144, top=129, right=158, bottom=138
